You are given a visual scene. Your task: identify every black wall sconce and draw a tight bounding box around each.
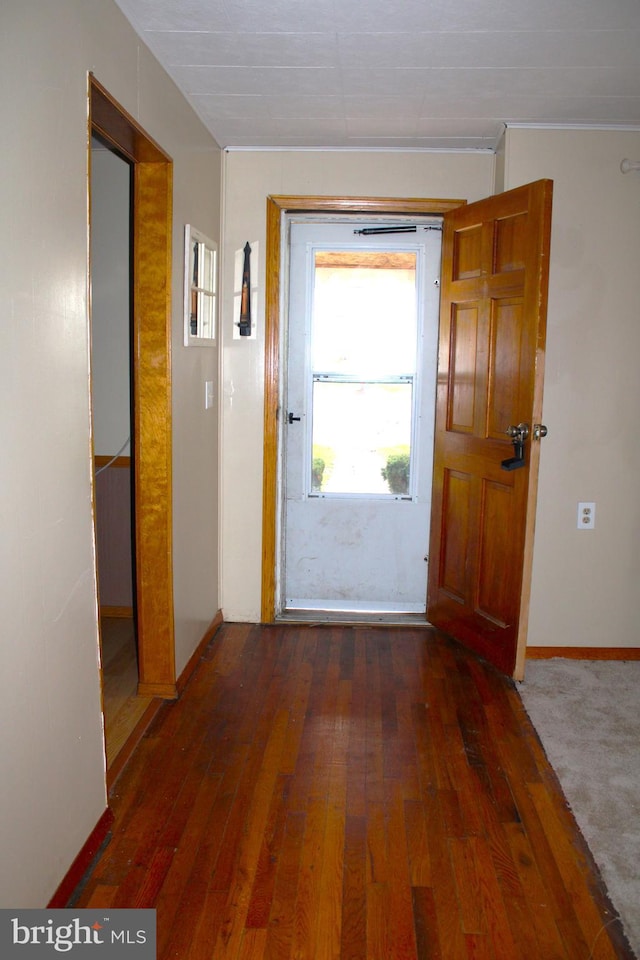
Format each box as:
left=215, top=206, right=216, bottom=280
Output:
left=238, top=241, right=252, bottom=337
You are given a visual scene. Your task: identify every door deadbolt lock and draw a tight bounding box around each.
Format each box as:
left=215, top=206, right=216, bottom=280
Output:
left=502, top=422, right=530, bottom=471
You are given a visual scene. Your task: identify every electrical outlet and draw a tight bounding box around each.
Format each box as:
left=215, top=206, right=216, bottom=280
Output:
left=577, top=501, right=596, bottom=529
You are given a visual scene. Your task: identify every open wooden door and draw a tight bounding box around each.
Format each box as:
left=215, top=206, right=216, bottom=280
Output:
left=427, top=180, right=553, bottom=677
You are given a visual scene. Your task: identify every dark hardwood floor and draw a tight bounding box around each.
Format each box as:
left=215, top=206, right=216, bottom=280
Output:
left=100, top=616, right=155, bottom=770
left=76, top=623, right=634, bottom=959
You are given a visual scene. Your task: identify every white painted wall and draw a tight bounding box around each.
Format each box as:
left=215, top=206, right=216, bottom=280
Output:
left=503, top=127, right=640, bottom=648
left=220, top=149, right=495, bottom=621
left=0, top=0, right=221, bottom=906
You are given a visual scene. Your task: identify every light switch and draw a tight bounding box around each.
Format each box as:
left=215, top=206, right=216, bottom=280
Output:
left=205, top=380, right=214, bottom=409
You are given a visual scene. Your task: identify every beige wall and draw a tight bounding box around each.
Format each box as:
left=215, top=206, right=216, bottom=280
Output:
left=0, top=0, right=221, bottom=906
left=220, top=149, right=495, bottom=620
left=504, top=127, right=640, bottom=648
left=221, top=135, right=640, bottom=651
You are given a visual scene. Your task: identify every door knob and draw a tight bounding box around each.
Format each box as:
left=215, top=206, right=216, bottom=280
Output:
left=533, top=423, right=548, bottom=440
left=505, top=422, right=530, bottom=442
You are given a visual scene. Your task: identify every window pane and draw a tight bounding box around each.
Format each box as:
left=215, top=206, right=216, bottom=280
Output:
left=203, top=246, right=216, bottom=292
left=311, top=380, right=412, bottom=496
left=312, top=250, right=417, bottom=376
left=195, top=291, right=215, bottom=338
left=191, top=239, right=200, bottom=287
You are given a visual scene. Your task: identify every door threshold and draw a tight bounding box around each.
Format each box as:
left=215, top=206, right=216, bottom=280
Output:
left=277, top=610, right=431, bottom=626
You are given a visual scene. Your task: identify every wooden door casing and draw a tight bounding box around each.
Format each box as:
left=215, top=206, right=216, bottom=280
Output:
left=427, top=180, right=553, bottom=676
left=261, top=195, right=466, bottom=623
left=90, top=75, right=177, bottom=698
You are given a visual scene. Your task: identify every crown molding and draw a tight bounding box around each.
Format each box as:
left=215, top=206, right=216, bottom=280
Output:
left=223, top=145, right=495, bottom=154
left=505, top=122, right=640, bottom=132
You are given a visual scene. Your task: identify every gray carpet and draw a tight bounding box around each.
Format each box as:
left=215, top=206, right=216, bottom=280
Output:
left=519, top=659, right=640, bottom=958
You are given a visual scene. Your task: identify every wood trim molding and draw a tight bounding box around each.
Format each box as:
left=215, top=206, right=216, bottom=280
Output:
left=133, top=159, right=176, bottom=698
left=261, top=195, right=466, bottom=622
left=136, top=679, right=178, bottom=698
left=90, top=75, right=176, bottom=700
left=47, top=807, right=114, bottom=907
left=100, top=605, right=134, bottom=619
left=527, top=646, right=640, bottom=661
left=261, top=197, right=283, bottom=621
left=269, top=195, right=466, bottom=216
left=90, top=75, right=170, bottom=165
left=94, top=455, right=131, bottom=469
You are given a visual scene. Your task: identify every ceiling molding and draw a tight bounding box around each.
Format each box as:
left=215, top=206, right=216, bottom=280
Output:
left=505, top=122, right=640, bottom=132
left=223, top=145, right=496, bottom=154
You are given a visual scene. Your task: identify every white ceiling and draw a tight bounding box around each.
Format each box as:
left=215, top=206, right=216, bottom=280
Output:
left=114, top=0, right=640, bottom=151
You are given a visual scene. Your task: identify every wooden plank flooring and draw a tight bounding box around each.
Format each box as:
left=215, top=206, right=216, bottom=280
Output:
left=100, top=617, right=154, bottom=768
left=76, top=623, right=635, bottom=959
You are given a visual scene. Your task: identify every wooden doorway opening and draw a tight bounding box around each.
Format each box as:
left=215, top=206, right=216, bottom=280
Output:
left=261, top=195, right=465, bottom=623
left=89, top=75, right=176, bottom=699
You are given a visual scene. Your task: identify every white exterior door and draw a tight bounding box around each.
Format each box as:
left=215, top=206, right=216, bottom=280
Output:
left=280, top=218, right=442, bottom=616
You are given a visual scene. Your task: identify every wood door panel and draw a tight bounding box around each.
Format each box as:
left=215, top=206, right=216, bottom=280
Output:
left=476, top=478, right=519, bottom=628
left=428, top=180, right=553, bottom=677
left=452, top=224, right=482, bottom=279
left=439, top=469, right=472, bottom=603
left=494, top=212, right=528, bottom=274
left=487, top=298, right=524, bottom=439
left=449, top=304, right=479, bottom=433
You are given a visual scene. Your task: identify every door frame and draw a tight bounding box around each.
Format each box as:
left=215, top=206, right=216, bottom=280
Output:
left=261, top=195, right=465, bottom=622
left=89, top=75, right=177, bottom=698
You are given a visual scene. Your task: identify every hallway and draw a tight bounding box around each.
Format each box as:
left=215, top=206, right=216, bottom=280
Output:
left=75, top=623, right=632, bottom=959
